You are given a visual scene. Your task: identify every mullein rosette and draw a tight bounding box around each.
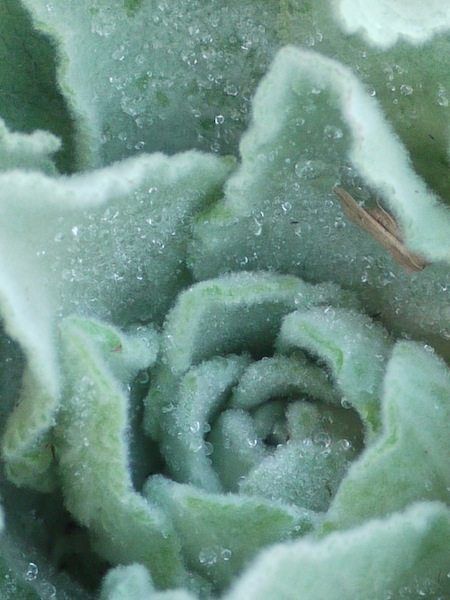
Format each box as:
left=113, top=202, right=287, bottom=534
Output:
left=0, top=1, right=449, bottom=599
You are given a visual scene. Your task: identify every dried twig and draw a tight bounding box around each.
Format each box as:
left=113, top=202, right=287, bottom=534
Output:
left=333, top=186, right=428, bottom=273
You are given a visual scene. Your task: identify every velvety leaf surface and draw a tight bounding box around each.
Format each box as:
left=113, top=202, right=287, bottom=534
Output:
left=146, top=272, right=372, bottom=589
left=0, top=119, right=59, bottom=173
left=277, top=307, right=392, bottom=437
left=144, top=476, right=317, bottom=590
left=333, top=0, right=450, bottom=48
left=0, top=0, right=75, bottom=171
left=21, top=0, right=281, bottom=167
left=0, top=151, right=230, bottom=490
left=225, top=502, right=450, bottom=600
left=100, top=564, right=196, bottom=600
left=21, top=0, right=450, bottom=201
left=56, top=317, right=188, bottom=589
left=0, top=2, right=448, bottom=599
left=327, top=341, right=450, bottom=529
left=190, top=47, right=450, bottom=358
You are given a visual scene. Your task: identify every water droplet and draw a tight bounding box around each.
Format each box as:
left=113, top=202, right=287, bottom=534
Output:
left=323, top=125, right=343, bottom=140
left=204, top=441, right=214, bottom=456
left=221, top=548, right=232, bottom=561
left=400, top=84, right=413, bottom=96
left=71, top=226, right=79, bottom=237
left=224, top=84, right=239, bottom=96
left=198, top=548, right=217, bottom=566
left=214, top=115, right=225, bottom=125
left=294, top=159, right=325, bottom=180
left=137, top=371, right=150, bottom=385
left=247, top=438, right=258, bottom=448
left=253, top=218, right=263, bottom=236
left=25, top=563, right=38, bottom=581
left=437, top=85, right=449, bottom=107
left=189, top=439, right=203, bottom=453
left=341, top=397, right=352, bottom=409
left=189, top=421, right=200, bottom=434
left=112, top=46, right=126, bottom=61
left=313, top=432, right=331, bottom=448
left=281, top=201, right=292, bottom=214
left=338, top=438, right=352, bottom=451
left=41, top=583, right=56, bottom=599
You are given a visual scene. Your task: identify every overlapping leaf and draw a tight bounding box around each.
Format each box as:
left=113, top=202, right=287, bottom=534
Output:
left=20, top=0, right=450, bottom=202
left=225, top=502, right=450, bottom=600
left=0, top=148, right=230, bottom=490
left=190, top=47, right=450, bottom=359
left=56, top=316, right=188, bottom=589
left=327, top=341, right=450, bottom=528
left=144, top=476, right=317, bottom=590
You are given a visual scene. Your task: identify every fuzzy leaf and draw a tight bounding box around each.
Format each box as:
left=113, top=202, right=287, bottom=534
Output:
left=144, top=476, right=317, bottom=591
left=334, top=0, right=450, bottom=48
left=100, top=564, right=196, bottom=600
left=157, top=355, right=250, bottom=493
left=0, top=119, right=59, bottom=173
left=145, top=272, right=355, bottom=439
left=230, top=354, right=339, bottom=410
left=225, top=502, right=450, bottom=600
left=21, top=0, right=282, bottom=167
left=0, top=151, right=230, bottom=490
left=240, top=401, right=362, bottom=511
left=277, top=307, right=392, bottom=437
left=19, top=1, right=450, bottom=200
left=56, top=316, right=188, bottom=589
left=190, top=47, right=450, bottom=358
left=0, top=0, right=74, bottom=171
left=146, top=274, right=366, bottom=516
left=327, top=341, right=450, bottom=529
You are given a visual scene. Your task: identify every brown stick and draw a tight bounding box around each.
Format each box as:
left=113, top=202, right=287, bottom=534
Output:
left=333, top=186, right=428, bottom=273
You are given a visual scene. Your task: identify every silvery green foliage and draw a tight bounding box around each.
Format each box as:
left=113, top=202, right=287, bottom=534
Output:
left=0, top=1, right=449, bottom=599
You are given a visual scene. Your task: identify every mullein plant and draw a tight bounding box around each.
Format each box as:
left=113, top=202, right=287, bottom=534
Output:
left=0, top=1, right=449, bottom=598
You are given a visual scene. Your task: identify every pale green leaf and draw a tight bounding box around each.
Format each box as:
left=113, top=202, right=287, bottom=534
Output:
left=327, top=341, right=450, bottom=529
left=225, top=502, right=450, bottom=600
left=21, top=0, right=281, bottom=167
left=145, top=272, right=355, bottom=439
left=190, top=47, right=450, bottom=358
left=55, top=316, right=188, bottom=589
left=144, top=476, right=317, bottom=591
left=209, top=408, right=267, bottom=492
left=19, top=1, right=450, bottom=199
left=145, top=273, right=365, bottom=514
left=277, top=307, right=392, bottom=437
left=0, top=151, right=230, bottom=490
left=100, top=564, right=196, bottom=600
left=0, top=0, right=74, bottom=171
left=240, top=400, right=362, bottom=511
left=0, top=118, right=59, bottom=173
left=157, top=355, right=250, bottom=493
left=333, top=0, right=450, bottom=48
left=230, top=354, right=339, bottom=410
